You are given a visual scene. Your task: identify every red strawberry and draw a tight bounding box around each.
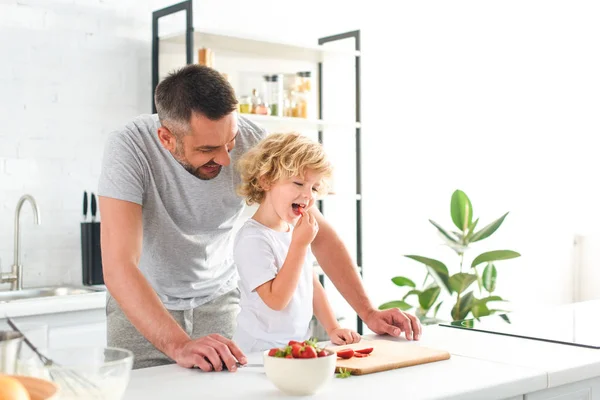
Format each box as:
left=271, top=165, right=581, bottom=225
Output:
left=268, top=348, right=279, bottom=357
left=353, top=352, right=369, bottom=358
left=285, top=354, right=293, bottom=359
left=288, top=340, right=302, bottom=346
left=336, top=349, right=354, bottom=359
left=317, top=350, right=328, bottom=357
left=300, top=346, right=318, bottom=358
left=355, top=347, right=373, bottom=355
left=291, top=343, right=303, bottom=358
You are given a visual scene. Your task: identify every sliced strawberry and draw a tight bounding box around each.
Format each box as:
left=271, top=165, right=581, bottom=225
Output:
left=355, top=347, right=373, bottom=355
left=353, top=352, right=369, bottom=358
left=336, top=349, right=354, bottom=359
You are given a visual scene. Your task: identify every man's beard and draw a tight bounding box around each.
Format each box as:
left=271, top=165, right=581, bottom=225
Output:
left=174, top=142, right=222, bottom=181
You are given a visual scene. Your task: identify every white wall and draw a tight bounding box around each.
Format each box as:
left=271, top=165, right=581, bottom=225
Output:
left=0, top=0, right=170, bottom=287
left=2, top=0, right=599, bottom=328
left=360, top=1, right=600, bottom=317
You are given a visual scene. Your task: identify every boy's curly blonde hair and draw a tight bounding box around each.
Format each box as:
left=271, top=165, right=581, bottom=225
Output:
left=237, top=132, right=332, bottom=205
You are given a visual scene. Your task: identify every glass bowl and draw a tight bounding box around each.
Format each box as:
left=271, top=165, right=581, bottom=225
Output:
left=18, top=346, right=133, bottom=400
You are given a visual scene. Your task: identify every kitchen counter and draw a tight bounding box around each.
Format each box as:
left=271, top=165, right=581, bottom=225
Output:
left=123, top=300, right=600, bottom=400
left=0, top=289, right=106, bottom=318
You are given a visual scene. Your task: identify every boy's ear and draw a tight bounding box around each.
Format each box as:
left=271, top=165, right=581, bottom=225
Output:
left=259, top=176, right=270, bottom=190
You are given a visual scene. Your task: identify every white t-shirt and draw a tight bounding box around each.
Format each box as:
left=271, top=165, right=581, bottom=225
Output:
left=232, top=218, right=314, bottom=353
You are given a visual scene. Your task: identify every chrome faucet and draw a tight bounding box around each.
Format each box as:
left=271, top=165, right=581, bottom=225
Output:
left=0, top=195, right=41, bottom=291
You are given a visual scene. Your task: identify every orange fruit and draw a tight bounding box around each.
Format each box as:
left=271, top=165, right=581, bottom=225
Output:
left=0, top=375, right=30, bottom=400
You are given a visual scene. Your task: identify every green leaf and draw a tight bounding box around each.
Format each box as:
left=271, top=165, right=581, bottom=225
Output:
left=471, top=250, right=521, bottom=268
left=477, top=295, right=504, bottom=304
left=448, top=273, right=478, bottom=294
left=391, top=276, right=416, bottom=288
left=405, top=255, right=451, bottom=293
left=465, top=218, right=479, bottom=242
left=433, top=301, right=443, bottom=317
left=475, top=268, right=483, bottom=292
left=471, top=302, right=491, bottom=320
left=418, top=286, right=441, bottom=310
left=379, top=300, right=412, bottom=311
left=450, top=190, right=473, bottom=232
left=470, top=212, right=509, bottom=243
left=336, top=368, right=352, bottom=378
left=402, top=289, right=421, bottom=301
left=429, top=219, right=458, bottom=243
left=499, top=314, right=511, bottom=323
left=451, top=291, right=474, bottom=321
left=422, top=272, right=430, bottom=287
left=482, top=263, right=498, bottom=292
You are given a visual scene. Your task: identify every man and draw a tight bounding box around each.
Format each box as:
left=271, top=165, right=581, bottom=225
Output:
left=98, top=64, right=421, bottom=371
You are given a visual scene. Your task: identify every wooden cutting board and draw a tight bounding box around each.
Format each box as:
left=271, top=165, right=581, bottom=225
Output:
left=326, top=339, right=450, bottom=375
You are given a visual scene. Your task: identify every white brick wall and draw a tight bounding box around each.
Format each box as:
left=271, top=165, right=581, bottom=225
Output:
left=0, top=0, right=179, bottom=288
left=0, top=0, right=358, bottom=290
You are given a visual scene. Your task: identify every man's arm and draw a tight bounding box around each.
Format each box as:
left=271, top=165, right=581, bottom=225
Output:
left=309, top=208, right=422, bottom=340
left=100, top=196, right=246, bottom=371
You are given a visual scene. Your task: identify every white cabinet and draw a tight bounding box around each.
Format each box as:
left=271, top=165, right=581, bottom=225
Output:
left=0, top=307, right=106, bottom=350
left=526, top=377, right=600, bottom=400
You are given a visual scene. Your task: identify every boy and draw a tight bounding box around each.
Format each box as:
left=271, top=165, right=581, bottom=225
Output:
left=232, top=132, right=361, bottom=352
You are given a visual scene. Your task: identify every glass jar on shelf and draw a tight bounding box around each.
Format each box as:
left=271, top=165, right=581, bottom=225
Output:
left=251, top=88, right=269, bottom=115
left=292, top=71, right=312, bottom=119
left=238, top=95, right=252, bottom=114
left=269, top=74, right=284, bottom=117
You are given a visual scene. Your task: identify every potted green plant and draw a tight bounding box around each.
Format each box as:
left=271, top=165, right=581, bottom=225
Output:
left=379, top=190, right=520, bottom=324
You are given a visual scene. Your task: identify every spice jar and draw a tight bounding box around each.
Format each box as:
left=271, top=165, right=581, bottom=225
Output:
left=239, top=95, right=252, bottom=114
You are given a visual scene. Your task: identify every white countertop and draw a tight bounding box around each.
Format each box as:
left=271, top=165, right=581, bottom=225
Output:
left=124, top=300, right=600, bottom=400
left=124, top=337, right=547, bottom=400
left=0, top=290, right=106, bottom=318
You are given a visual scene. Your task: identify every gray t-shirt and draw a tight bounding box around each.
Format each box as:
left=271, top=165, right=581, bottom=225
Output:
left=98, top=113, right=266, bottom=310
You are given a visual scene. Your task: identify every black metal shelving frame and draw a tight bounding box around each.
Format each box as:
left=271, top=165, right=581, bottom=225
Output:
left=151, top=1, right=364, bottom=334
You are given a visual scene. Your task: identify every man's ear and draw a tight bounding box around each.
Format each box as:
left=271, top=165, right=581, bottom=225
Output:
left=157, top=126, right=177, bottom=153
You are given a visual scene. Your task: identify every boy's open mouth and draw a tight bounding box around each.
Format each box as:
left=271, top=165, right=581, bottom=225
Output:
left=292, top=203, right=306, bottom=216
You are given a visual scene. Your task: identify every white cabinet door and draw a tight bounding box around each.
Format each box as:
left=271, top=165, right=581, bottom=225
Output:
left=49, top=322, right=106, bottom=349
left=526, top=377, right=600, bottom=400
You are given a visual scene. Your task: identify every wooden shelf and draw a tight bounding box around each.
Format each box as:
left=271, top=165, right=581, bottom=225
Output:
left=159, top=28, right=360, bottom=62
left=241, top=114, right=360, bottom=131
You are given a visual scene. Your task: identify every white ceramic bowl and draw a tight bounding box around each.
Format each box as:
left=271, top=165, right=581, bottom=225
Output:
left=263, top=349, right=337, bottom=396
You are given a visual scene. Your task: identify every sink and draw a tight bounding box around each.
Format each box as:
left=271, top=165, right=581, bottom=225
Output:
left=0, top=286, right=105, bottom=303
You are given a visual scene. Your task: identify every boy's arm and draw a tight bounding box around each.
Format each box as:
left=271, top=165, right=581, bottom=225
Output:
left=254, top=242, right=309, bottom=311
left=312, top=272, right=340, bottom=335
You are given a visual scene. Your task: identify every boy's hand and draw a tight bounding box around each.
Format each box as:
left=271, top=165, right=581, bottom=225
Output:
left=292, top=209, right=319, bottom=247
left=329, top=327, right=361, bottom=345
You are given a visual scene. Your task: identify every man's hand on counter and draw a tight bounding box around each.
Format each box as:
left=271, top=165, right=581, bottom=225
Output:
left=363, top=308, right=422, bottom=341
left=173, top=334, right=248, bottom=372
